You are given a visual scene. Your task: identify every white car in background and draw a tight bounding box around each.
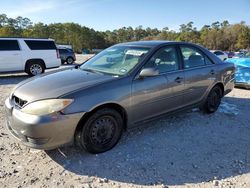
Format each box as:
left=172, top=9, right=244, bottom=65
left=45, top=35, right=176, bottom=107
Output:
left=0, top=38, right=61, bottom=76
left=210, top=50, right=228, bottom=61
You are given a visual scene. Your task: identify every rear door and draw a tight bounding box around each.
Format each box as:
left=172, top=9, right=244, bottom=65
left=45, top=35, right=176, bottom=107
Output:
left=131, top=45, right=185, bottom=123
left=0, top=39, right=22, bottom=72
left=179, top=45, right=216, bottom=106
left=24, top=40, right=60, bottom=68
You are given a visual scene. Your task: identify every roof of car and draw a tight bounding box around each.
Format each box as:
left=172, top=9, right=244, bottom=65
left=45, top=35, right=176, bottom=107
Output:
left=210, top=50, right=223, bottom=52
left=0, top=37, right=54, bottom=41
left=116, top=40, right=195, bottom=47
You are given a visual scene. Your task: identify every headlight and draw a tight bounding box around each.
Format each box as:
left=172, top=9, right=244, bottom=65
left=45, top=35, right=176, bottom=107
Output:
left=21, top=99, right=74, bottom=115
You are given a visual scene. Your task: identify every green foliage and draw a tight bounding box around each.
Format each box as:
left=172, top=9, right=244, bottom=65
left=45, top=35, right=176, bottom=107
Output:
left=0, top=14, right=249, bottom=51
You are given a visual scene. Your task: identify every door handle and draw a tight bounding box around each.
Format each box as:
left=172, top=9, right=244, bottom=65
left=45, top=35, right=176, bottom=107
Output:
left=210, top=70, right=215, bottom=75
left=175, top=77, right=183, bottom=83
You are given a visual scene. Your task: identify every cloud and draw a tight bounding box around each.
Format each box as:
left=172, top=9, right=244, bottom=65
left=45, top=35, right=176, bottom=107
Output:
left=3, top=1, right=56, bottom=17
left=0, top=0, right=111, bottom=19
left=1, top=0, right=80, bottom=18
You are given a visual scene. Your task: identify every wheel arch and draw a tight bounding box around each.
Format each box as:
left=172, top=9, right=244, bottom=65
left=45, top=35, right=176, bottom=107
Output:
left=75, top=102, right=128, bottom=135
left=66, top=56, right=74, bottom=60
left=25, top=58, right=46, bottom=71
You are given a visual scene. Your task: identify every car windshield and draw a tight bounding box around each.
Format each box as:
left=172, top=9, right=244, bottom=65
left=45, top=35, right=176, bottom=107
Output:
left=80, top=45, right=150, bottom=76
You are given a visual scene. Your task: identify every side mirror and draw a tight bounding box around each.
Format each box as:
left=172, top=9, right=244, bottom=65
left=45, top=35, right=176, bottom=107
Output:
left=139, top=68, right=159, bottom=78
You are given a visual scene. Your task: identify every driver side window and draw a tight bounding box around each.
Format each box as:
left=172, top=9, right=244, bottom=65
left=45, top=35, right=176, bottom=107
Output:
left=144, top=46, right=179, bottom=73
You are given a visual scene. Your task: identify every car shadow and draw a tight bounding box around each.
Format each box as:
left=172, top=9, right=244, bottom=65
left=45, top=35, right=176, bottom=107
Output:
left=46, top=96, right=250, bottom=186
left=0, top=74, right=29, bottom=85
left=235, top=86, right=250, bottom=90
left=0, top=65, right=75, bottom=86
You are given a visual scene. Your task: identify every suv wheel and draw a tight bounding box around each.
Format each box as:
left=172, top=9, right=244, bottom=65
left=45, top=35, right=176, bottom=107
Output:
left=26, top=62, right=45, bottom=76
left=201, top=85, right=223, bottom=113
left=66, top=57, right=74, bottom=64
left=75, top=108, right=123, bottom=154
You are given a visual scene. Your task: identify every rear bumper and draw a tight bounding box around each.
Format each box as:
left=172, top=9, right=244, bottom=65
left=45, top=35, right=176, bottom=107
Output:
left=5, top=98, right=84, bottom=150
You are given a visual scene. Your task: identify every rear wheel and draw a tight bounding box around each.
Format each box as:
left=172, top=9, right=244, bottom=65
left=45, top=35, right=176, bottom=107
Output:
left=26, top=62, right=45, bottom=76
left=66, top=57, right=74, bottom=64
left=75, top=108, right=123, bottom=154
left=201, top=85, right=223, bottom=113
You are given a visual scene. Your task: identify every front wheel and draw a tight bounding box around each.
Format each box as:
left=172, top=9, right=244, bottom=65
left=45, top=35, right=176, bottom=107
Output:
left=75, top=108, right=124, bottom=154
left=201, top=85, right=223, bottom=113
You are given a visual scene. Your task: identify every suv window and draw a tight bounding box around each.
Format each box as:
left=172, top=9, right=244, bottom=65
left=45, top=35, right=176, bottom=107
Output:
left=145, top=46, right=179, bottom=73
left=180, top=46, right=206, bottom=68
left=0, top=40, right=20, bottom=51
left=24, top=40, right=56, bottom=50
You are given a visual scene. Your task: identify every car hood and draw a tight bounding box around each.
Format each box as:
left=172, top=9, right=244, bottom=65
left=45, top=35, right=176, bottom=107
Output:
left=13, top=68, right=117, bottom=102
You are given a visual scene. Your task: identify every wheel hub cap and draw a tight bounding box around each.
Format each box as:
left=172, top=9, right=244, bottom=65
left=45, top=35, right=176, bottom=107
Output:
left=30, top=64, right=42, bottom=75
left=91, top=116, right=115, bottom=145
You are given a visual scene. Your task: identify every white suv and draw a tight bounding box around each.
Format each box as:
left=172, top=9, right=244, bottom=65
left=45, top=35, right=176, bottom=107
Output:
left=0, top=38, right=61, bottom=76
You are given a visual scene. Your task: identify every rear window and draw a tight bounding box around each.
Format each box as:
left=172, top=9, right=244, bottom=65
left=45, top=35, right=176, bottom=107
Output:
left=0, top=40, right=20, bottom=51
left=24, top=40, right=56, bottom=50
left=59, top=49, right=69, bottom=53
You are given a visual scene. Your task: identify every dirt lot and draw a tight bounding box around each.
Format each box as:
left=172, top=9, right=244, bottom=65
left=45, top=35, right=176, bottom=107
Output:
left=0, top=61, right=250, bottom=188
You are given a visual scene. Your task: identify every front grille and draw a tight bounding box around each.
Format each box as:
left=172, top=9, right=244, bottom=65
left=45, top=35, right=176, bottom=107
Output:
left=13, top=96, right=27, bottom=108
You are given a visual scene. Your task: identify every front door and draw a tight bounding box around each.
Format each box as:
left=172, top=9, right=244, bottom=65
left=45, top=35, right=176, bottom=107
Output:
left=131, top=45, right=185, bottom=123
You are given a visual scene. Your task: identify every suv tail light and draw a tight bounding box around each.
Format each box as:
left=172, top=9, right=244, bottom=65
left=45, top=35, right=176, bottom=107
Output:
left=56, top=49, right=60, bottom=59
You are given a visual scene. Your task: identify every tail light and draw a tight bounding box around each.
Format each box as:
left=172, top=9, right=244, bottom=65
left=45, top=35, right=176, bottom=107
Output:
left=56, top=49, right=60, bottom=59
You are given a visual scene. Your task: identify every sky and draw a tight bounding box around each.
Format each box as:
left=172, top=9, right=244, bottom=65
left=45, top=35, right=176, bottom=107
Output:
left=0, top=0, right=250, bottom=31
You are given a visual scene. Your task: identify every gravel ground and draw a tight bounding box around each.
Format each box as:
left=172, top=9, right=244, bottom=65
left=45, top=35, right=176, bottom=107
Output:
left=0, top=58, right=250, bottom=188
left=75, top=54, right=94, bottom=64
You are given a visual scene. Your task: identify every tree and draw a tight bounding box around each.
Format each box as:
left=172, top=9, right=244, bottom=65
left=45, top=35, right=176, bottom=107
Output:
left=0, top=14, right=250, bottom=51
left=0, top=14, right=8, bottom=27
left=236, top=23, right=250, bottom=49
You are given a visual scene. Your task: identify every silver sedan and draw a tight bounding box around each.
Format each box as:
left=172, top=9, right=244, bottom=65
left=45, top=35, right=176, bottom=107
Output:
left=5, top=41, right=235, bottom=153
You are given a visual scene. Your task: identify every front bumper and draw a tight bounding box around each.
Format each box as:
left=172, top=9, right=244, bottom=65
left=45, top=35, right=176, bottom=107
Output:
left=4, top=98, right=84, bottom=150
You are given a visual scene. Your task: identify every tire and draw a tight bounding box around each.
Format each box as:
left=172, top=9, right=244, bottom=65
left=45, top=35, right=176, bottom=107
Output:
left=66, top=57, right=74, bottom=64
left=26, top=61, right=45, bottom=76
left=201, top=85, right=223, bottom=114
left=75, top=108, right=124, bottom=154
